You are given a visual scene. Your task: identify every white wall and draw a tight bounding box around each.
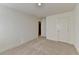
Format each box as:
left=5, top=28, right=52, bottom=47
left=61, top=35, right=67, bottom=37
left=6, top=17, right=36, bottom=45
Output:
left=74, top=4, right=79, bottom=52
left=41, top=18, right=46, bottom=37
left=46, top=11, right=75, bottom=44
left=0, top=5, right=38, bottom=53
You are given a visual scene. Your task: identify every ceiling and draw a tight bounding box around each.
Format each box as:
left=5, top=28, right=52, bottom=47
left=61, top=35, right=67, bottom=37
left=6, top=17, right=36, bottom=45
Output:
left=0, top=3, right=76, bottom=18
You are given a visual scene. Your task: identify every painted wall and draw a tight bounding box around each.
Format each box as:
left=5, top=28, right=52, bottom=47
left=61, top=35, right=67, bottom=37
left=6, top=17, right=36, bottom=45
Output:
left=74, top=4, right=79, bottom=52
left=46, top=11, right=75, bottom=44
left=0, top=5, right=38, bottom=53
left=41, top=18, right=46, bottom=37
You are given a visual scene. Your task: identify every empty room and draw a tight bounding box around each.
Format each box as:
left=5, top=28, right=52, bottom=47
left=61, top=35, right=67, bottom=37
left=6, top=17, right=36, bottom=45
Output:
left=0, top=3, right=79, bottom=55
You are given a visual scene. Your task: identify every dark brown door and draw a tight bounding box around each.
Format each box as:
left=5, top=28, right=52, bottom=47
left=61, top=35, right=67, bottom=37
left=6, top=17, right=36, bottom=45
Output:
left=38, top=21, right=41, bottom=36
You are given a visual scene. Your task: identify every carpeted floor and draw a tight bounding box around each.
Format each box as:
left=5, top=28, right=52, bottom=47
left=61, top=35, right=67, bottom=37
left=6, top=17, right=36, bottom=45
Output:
left=0, top=37, right=78, bottom=55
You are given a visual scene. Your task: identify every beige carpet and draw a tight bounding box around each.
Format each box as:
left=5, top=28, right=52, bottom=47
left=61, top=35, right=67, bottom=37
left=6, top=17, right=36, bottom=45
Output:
left=0, top=37, right=78, bottom=55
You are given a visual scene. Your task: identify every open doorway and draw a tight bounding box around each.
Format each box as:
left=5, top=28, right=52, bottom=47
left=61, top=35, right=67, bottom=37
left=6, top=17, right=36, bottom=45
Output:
left=38, top=21, right=41, bottom=36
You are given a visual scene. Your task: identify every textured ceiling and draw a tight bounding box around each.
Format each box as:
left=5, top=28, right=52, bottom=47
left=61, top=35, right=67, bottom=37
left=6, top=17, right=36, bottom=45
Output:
left=0, top=3, right=76, bottom=18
